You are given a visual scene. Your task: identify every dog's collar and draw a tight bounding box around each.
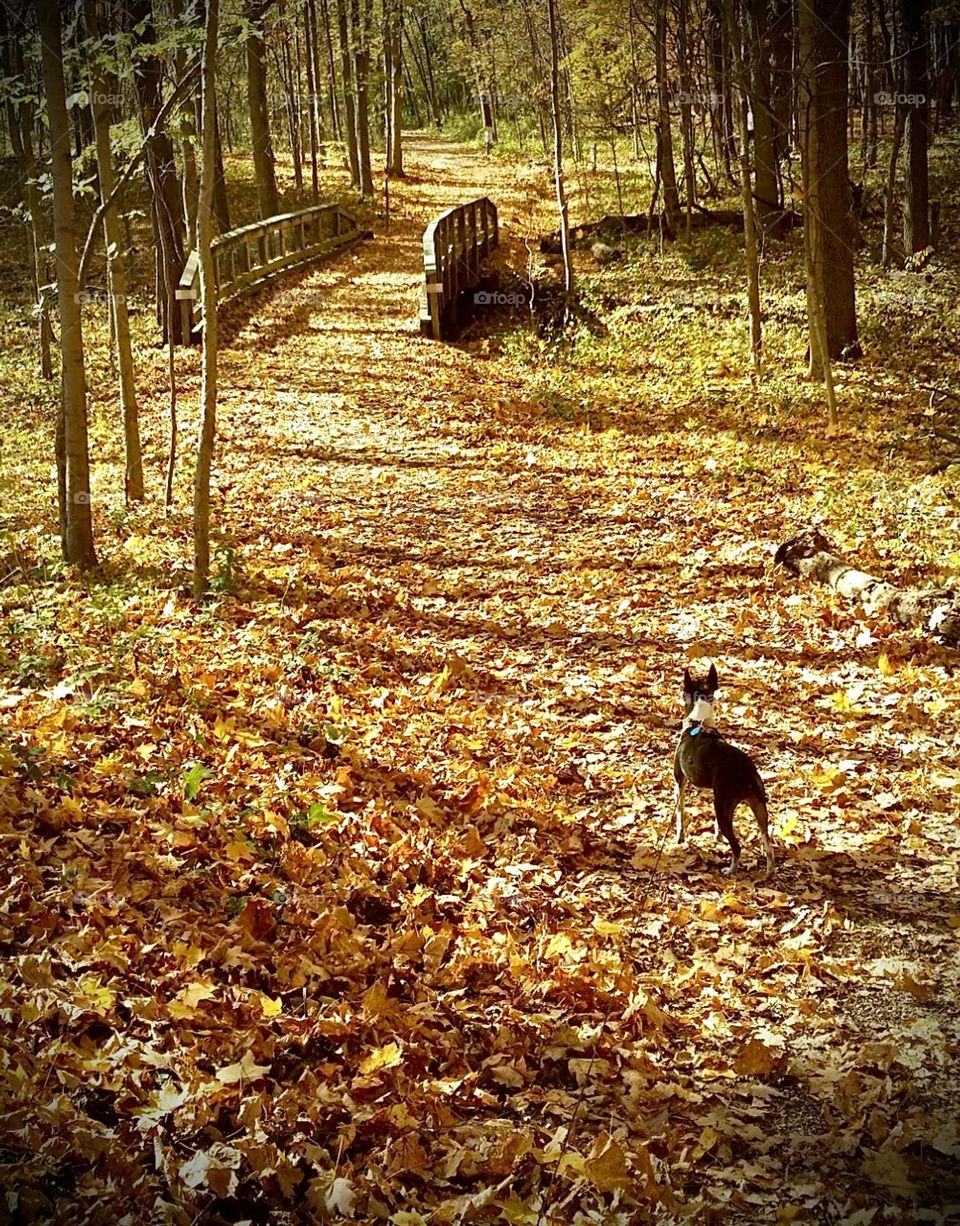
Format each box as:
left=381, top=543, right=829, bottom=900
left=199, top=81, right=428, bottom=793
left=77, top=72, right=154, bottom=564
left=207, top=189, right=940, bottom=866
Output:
left=684, top=719, right=716, bottom=737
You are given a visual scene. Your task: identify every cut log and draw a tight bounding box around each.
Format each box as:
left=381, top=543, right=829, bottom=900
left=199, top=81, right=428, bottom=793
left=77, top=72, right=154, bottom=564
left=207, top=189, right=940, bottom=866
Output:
left=538, top=206, right=800, bottom=254
left=774, top=528, right=960, bottom=645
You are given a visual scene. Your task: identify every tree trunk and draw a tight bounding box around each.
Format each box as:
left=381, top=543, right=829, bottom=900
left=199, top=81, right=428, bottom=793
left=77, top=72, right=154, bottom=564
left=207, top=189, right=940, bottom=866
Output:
left=283, top=18, right=304, bottom=193
left=319, top=0, right=341, bottom=141
left=194, top=0, right=219, bottom=596
left=0, top=9, right=54, bottom=380
left=775, top=529, right=960, bottom=643
left=882, top=104, right=906, bottom=268
left=246, top=0, right=280, bottom=218
left=546, top=0, right=572, bottom=304
left=385, top=0, right=403, bottom=175
left=798, top=0, right=858, bottom=367
left=655, top=1, right=681, bottom=236
left=129, top=0, right=187, bottom=347
left=337, top=0, right=360, bottom=185
left=727, top=0, right=762, bottom=370
left=170, top=0, right=199, bottom=248
left=902, top=0, right=930, bottom=255
left=351, top=0, right=374, bottom=197
left=303, top=0, right=321, bottom=198
left=85, top=0, right=145, bottom=503
left=676, top=0, right=696, bottom=239
left=213, top=93, right=231, bottom=230
left=747, top=0, right=782, bottom=236
left=36, top=0, right=97, bottom=568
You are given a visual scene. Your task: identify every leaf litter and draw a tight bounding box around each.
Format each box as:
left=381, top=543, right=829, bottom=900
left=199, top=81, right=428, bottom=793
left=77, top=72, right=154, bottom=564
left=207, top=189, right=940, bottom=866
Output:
left=1, top=135, right=960, bottom=1224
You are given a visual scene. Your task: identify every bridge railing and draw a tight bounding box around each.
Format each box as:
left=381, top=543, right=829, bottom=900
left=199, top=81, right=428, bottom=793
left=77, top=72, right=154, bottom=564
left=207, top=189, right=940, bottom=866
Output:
left=420, top=197, right=498, bottom=340
left=177, top=201, right=362, bottom=338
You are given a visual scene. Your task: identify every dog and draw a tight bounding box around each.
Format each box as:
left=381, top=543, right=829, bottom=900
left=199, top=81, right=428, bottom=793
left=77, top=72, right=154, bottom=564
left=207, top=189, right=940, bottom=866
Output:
left=673, top=664, right=774, bottom=877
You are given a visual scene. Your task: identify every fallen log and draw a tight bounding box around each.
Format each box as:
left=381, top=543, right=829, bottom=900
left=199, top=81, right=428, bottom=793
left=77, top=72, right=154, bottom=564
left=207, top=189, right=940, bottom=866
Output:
left=539, top=207, right=749, bottom=253
left=774, top=528, right=960, bottom=644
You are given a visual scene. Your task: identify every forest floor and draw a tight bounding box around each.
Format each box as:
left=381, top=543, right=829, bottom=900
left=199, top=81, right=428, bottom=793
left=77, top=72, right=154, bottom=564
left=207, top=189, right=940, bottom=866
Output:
left=2, top=132, right=960, bottom=1225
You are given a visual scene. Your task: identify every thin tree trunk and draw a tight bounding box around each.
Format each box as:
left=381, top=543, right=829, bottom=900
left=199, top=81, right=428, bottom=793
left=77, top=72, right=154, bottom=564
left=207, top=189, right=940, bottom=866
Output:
left=655, top=1, right=681, bottom=235
left=727, top=0, right=762, bottom=370
left=212, top=93, right=231, bottom=230
left=303, top=0, right=321, bottom=198
left=546, top=0, right=572, bottom=305
left=337, top=0, right=360, bottom=184
left=129, top=0, right=186, bottom=346
left=677, top=0, right=696, bottom=240
left=85, top=0, right=144, bottom=503
left=246, top=0, right=280, bottom=218
left=799, top=0, right=839, bottom=424
left=194, top=0, right=219, bottom=596
left=386, top=0, right=403, bottom=174
left=171, top=0, right=199, bottom=247
left=307, top=0, right=326, bottom=153
left=882, top=104, right=906, bottom=267
left=0, top=11, right=53, bottom=380
left=320, top=0, right=341, bottom=141
left=351, top=0, right=374, bottom=197
left=282, top=18, right=303, bottom=192
left=748, top=0, right=782, bottom=236
left=36, top=0, right=97, bottom=567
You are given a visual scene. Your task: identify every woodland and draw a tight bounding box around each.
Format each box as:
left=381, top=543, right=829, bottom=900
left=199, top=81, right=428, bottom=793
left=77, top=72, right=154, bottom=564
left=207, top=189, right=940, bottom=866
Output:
left=1, top=0, right=960, bottom=1222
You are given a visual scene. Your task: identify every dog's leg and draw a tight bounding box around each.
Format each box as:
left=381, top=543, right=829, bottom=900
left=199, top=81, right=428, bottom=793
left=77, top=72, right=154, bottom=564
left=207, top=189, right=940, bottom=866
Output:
left=714, top=796, right=741, bottom=875
left=748, top=795, right=775, bottom=878
left=674, top=770, right=687, bottom=844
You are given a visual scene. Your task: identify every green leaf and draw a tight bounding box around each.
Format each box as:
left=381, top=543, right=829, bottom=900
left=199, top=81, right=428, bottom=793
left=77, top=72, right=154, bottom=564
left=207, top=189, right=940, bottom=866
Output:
left=183, top=762, right=212, bottom=801
left=305, top=803, right=338, bottom=828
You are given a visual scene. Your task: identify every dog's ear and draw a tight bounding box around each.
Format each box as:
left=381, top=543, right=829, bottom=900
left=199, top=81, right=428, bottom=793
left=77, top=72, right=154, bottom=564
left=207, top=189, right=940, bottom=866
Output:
left=683, top=668, right=693, bottom=693
left=707, top=663, right=719, bottom=692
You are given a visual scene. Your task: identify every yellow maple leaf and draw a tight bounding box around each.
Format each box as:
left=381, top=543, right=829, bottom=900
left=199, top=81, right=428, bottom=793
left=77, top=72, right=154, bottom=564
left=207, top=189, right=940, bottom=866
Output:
left=216, top=1050, right=271, bottom=1084
left=359, top=1041, right=403, bottom=1075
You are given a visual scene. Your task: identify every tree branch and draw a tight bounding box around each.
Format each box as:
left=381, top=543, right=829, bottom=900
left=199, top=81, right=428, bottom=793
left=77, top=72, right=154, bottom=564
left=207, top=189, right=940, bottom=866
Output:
left=78, top=58, right=202, bottom=288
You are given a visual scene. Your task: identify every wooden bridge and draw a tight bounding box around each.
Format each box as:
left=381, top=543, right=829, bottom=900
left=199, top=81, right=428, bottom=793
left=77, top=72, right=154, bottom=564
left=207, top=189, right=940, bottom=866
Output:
left=420, top=197, right=499, bottom=340
left=177, top=193, right=500, bottom=344
left=177, top=201, right=364, bottom=337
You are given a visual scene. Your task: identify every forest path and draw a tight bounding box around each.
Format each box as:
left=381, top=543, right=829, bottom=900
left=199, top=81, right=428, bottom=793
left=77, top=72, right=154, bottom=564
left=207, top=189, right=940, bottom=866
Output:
left=201, top=132, right=960, bottom=1221
left=11, top=132, right=947, bottom=1222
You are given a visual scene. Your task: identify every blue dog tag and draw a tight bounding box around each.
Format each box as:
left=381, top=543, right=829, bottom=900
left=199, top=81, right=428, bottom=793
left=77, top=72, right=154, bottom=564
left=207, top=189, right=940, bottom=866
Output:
left=690, top=726, right=700, bottom=736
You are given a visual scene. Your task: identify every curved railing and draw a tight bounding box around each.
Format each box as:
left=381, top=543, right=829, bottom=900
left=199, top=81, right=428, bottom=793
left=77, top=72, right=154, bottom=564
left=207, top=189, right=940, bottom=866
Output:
left=177, top=201, right=363, bottom=337
left=420, top=197, right=498, bottom=340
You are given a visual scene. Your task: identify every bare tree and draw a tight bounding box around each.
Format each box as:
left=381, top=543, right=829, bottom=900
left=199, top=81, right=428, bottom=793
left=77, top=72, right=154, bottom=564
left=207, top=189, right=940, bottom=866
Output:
left=0, top=8, right=53, bottom=380
left=246, top=0, right=280, bottom=218
left=194, top=0, right=220, bottom=595
left=36, top=0, right=97, bottom=566
left=85, top=0, right=144, bottom=503
left=727, top=0, right=762, bottom=370
left=798, top=0, right=858, bottom=368
left=902, top=0, right=930, bottom=255
left=546, top=0, right=572, bottom=302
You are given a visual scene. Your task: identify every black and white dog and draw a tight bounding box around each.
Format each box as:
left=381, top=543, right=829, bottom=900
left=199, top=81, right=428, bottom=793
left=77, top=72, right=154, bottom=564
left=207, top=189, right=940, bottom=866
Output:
left=673, top=664, right=775, bottom=877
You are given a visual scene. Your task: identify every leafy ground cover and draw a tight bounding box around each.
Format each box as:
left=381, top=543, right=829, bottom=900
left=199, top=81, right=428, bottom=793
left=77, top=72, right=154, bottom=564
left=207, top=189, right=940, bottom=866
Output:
left=1, top=133, right=960, bottom=1224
